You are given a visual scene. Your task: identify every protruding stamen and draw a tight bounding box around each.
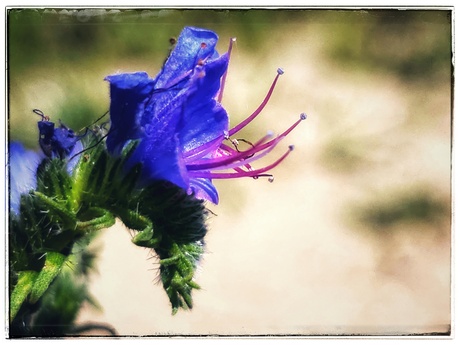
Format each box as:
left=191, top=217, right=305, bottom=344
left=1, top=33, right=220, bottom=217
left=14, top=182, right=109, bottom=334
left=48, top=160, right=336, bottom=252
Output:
left=253, top=131, right=274, bottom=147
left=183, top=134, right=226, bottom=162
left=188, top=135, right=281, bottom=172
left=236, top=114, right=303, bottom=156
left=267, top=114, right=305, bottom=144
left=217, top=37, right=237, bottom=104
left=228, top=68, right=284, bottom=137
left=188, top=145, right=294, bottom=179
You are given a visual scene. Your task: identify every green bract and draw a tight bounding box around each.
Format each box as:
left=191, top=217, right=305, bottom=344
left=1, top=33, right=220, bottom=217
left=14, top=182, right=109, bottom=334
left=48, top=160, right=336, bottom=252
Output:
left=9, top=133, right=209, bottom=335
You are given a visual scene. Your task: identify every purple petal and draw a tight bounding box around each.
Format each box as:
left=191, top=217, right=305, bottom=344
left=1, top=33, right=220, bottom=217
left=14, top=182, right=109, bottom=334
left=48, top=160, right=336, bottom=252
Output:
left=128, top=133, right=189, bottom=190
left=37, top=121, right=55, bottom=157
left=153, top=27, right=219, bottom=89
left=105, top=72, right=155, bottom=154
left=187, top=53, right=229, bottom=102
left=52, top=123, right=79, bottom=159
left=189, top=177, right=219, bottom=204
left=179, top=55, right=229, bottom=156
left=180, top=101, right=228, bottom=157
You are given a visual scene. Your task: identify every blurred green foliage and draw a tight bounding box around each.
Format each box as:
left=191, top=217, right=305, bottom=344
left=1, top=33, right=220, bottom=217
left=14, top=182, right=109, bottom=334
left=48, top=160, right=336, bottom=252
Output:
left=355, top=188, right=448, bottom=230
left=8, top=8, right=308, bottom=74
left=318, top=10, right=451, bottom=79
left=320, top=135, right=371, bottom=173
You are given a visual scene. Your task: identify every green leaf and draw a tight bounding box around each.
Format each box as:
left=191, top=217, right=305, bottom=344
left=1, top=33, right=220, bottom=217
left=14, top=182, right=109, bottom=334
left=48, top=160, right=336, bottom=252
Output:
left=29, top=252, right=67, bottom=304
left=9, top=271, right=39, bottom=320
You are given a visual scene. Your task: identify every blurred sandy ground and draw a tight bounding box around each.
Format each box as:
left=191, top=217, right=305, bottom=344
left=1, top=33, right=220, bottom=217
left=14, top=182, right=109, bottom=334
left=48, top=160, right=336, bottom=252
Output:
left=73, top=15, right=451, bottom=335
left=7, top=9, right=451, bottom=336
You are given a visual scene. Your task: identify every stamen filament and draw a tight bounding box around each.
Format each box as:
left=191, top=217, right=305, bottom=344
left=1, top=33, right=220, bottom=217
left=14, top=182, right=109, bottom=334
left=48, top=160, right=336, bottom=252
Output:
left=191, top=137, right=281, bottom=172
left=188, top=145, right=294, bottom=179
left=183, top=134, right=226, bottom=162
left=228, top=68, right=284, bottom=137
left=187, top=135, right=283, bottom=171
left=224, top=112, right=305, bottom=161
left=218, top=144, right=253, bottom=170
left=278, top=113, right=307, bottom=139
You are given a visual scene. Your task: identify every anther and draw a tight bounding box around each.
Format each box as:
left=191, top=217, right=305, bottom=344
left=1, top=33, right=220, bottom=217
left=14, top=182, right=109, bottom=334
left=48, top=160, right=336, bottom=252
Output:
left=228, top=37, right=237, bottom=55
left=228, top=68, right=284, bottom=136
left=289, top=145, right=295, bottom=151
left=300, top=113, right=307, bottom=120
left=200, top=42, right=207, bottom=49
left=217, top=37, right=237, bottom=104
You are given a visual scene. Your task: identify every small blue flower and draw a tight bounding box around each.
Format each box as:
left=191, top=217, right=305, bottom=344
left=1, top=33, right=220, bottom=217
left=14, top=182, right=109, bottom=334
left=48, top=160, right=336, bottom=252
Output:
left=9, top=113, right=83, bottom=214
left=106, top=26, right=305, bottom=204
left=35, top=109, right=81, bottom=160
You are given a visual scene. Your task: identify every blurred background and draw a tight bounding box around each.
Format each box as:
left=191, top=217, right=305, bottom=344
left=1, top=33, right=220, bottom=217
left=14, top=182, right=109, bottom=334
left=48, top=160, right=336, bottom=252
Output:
left=8, top=8, right=452, bottom=335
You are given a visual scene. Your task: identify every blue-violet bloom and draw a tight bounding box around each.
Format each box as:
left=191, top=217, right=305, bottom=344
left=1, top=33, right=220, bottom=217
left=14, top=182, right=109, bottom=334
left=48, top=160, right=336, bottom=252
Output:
left=35, top=109, right=82, bottom=160
left=9, top=113, right=82, bottom=213
left=106, top=26, right=305, bottom=204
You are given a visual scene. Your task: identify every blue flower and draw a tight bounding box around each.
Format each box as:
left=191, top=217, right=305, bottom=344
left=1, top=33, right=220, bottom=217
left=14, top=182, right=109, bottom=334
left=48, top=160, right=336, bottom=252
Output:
left=9, top=113, right=82, bottom=213
left=35, top=109, right=81, bottom=160
left=106, top=26, right=305, bottom=204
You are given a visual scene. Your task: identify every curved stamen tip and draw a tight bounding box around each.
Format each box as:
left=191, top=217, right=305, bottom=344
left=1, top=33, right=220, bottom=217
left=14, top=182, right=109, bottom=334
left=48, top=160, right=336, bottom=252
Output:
left=300, top=113, right=307, bottom=120
left=231, top=37, right=237, bottom=42
left=289, top=145, right=295, bottom=151
left=277, top=67, right=285, bottom=75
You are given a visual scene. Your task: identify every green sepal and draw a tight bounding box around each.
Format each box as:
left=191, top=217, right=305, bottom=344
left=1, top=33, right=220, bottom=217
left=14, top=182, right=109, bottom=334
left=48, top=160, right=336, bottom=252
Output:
left=9, top=271, right=39, bottom=320
left=36, top=158, right=73, bottom=203
left=29, top=252, right=67, bottom=304
left=76, top=207, right=116, bottom=232
left=33, top=191, right=76, bottom=226
left=116, top=209, right=161, bottom=248
left=69, top=143, right=105, bottom=211
left=158, top=242, right=204, bottom=314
